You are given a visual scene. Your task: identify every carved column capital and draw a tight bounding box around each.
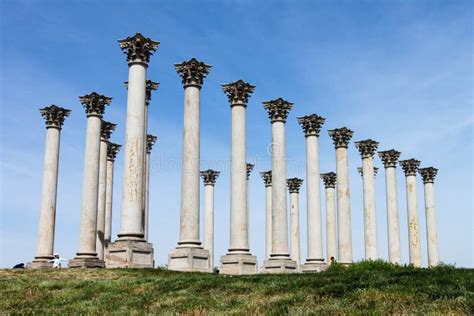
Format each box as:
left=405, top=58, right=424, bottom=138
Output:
left=175, top=58, right=212, bottom=88
left=260, top=171, right=272, bottom=187
left=355, top=139, right=379, bottom=158
left=118, top=33, right=159, bottom=65
left=378, top=149, right=401, bottom=168
left=399, top=159, right=421, bottom=176
left=107, top=143, right=121, bottom=162
left=145, top=80, right=159, bottom=106
left=297, top=114, right=326, bottom=137
left=287, top=178, right=304, bottom=193
left=100, top=121, right=117, bottom=141
left=328, top=127, right=353, bottom=148
left=419, top=167, right=438, bottom=184
left=246, top=163, right=255, bottom=180
left=39, top=105, right=71, bottom=129
left=263, top=98, right=293, bottom=123
left=357, top=167, right=379, bottom=178
left=200, top=169, right=220, bottom=186
left=320, top=172, right=337, bottom=188
left=146, top=134, right=157, bottom=154
left=79, top=92, right=112, bottom=118
left=222, top=80, right=255, bottom=106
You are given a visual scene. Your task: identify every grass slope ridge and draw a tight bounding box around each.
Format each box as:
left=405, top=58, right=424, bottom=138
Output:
left=1, top=261, right=473, bottom=314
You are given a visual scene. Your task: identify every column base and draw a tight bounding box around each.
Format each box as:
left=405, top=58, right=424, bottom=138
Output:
left=168, top=247, right=210, bottom=273
left=219, top=253, right=258, bottom=275
left=105, top=239, right=154, bottom=268
left=69, top=257, right=105, bottom=268
left=301, top=260, right=328, bottom=273
left=262, top=258, right=298, bottom=274
left=30, top=259, right=53, bottom=269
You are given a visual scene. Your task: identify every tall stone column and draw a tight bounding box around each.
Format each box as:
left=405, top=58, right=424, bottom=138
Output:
left=143, top=81, right=158, bottom=241
left=144, top=134, right=157, bottom=241
left=169, top=58, right=211, bottom=272
left=107, top=33, right=158, bottom=268
left=262, top=98, right=297, bottom=273
left=220, top=80, right=258, bottom=275
left=104, top=143, right=121, bottom=248
left=400, top=159, right=422, bottom=267
left=70, top=92, right=111, bottom=268
left=287, top=178, right=303, bottom=272
left=200, top=170, right=220, bottom=272
left=297, top=114, right=326, bottom=272
left=355, top=139, right=379, bottom=260
left=260, top=171, right=272, bottom=261
left=31, top=105, right=71, bottom=269
left=96, top=121, right=116, bottom=261
left=328, top=127, right=354, bottom=264
left=419, top=167, right=439, bottom=267
left=321, top=172, right=337, bottom=265
left=378, top=149, right=402, bottom=264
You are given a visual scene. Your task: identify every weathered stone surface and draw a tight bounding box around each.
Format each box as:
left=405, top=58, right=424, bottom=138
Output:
left=69, top=257, right=105, bottom=268
left=262, top=258, right=298, bottom=274
left=300, top=262, right=328, bottom=273
left=168, top=247, right=210, bottom=273
left=106, top=240, right=154, bottom=268
left=220, top=254, right=258, bottom=275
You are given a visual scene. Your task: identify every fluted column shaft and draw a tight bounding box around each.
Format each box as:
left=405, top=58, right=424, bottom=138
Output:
left=104, top=159, right=115, bottom=244
left=385, top=166, right=401, bottom=263
left=424, top=181, right=438, bottom=267
left=204, top=183, right=215, bottom=269
left=265, top=184, right=272, bottom=259
left=178, top=85, right=201, bottom=246
left=362, top=156, right=378, bottom=260
left=289, top=191, right=301, bottom=268
left=77, top=115, right=102, bottom=257
left=35, top=127, right=61, bottom=261
left=406, top=174, right=422, bottom=266
left=96, top=139, right=108, bottom=260
left=336, top=146, right=352, bottom=263
left=325, top=185, right=337, bottom=262
left=142, top=106, right=148, bottom=239
left=119, top=63, right=147, bottom=240
left=144, top=150, right=151, bottom=240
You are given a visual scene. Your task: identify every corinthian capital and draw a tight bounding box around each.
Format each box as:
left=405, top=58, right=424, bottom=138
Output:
left=357, top=167, right=379, bottom=178
left=118, top=33, right=159, bottom=65
left=146, top=80, right=159, bottom=106
left=101, top=121, right=117, bottom=141
left=287, top=178, right=304, bottom=193
left=79, top=92, right=112, bottom=118
left=297, top=114, right=326, bottom=137
left=107, top=143, right=121, bottom=162
left=246, top=163, right=255, bottom=180
left=263, top=98, right=293, bottom=123
left=355, top=139, right=379, bottom=158
left=328, top=127, right=353, bottom=148
left=146, top=134, right=157, bottom=154
left=260, top=171, right=272, bottom=187
left=399, top=159, right=421, bottom=176
left=222, top=80, right=255, bottom=105
left=320, top=172, right=337, bottom=188
left=378, top=149, right=401, bottom=168
left=39, top=105, right=71, bottom=129
left=419, top=167, right=438, bottom=184
left=200, top=169, right=220, bottom=186
left=175, top=58, right=212, bottom=88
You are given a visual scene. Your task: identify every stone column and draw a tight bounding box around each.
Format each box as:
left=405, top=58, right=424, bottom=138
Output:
left=260, top=171, right=272, bottom=260
left=169, top=58, right=211, bottom=272
left=297, top=114, right=326, bottom=272
left=144, top=134, right=157, bottom=241
left=70, top=92, right=111, bottom=268
left=107, top=33, right=158, bottom=268
left=328, top=127, right=354, bottom=264
left=287, top=178, right=303, bottom=272
left=321, top=172, right=337, bottom=265
left=419, top=167, right=439, bottom=267
left=378, top=150, right=402, bottom=264
left=31, top=105, right=70, bottom=269
left=220, top=80, right=258, bottom=275
left=355, top=139, right=379, bottom=261
left=96, top=121, right=116, bottom=261
left=200, top=170, right=220, bottom=272
left=400, top=159, right=422, bottom=267
left=262, top=98, right=297, bottom=273
left=143, top=81, right=158, bottom=241
left=104, top=143, right=121, bottom=248
left=357, top=167, right=378, bottom=178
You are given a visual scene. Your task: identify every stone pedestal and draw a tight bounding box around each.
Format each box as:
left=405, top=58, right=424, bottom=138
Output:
left=262, top=259, right=298, bottom=274
left=220, top=254, right=258, bottom=275
left=30, top=261, right=54, bottom=269
left=105, top=240, right=153, bottom=268
left=168, top=247, right=210, bottom=272
left=69, top=257, right=105, bottom=268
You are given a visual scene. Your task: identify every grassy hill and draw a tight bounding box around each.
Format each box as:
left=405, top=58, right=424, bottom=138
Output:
left=1, top=261, right=473, bottom=314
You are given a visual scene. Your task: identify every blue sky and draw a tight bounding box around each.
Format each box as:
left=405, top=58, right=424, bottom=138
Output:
left=1, top=0, right=472, bottom=268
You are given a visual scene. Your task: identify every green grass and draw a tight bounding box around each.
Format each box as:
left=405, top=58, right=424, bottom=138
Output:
left=1, top=261, right=473, bottom=314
